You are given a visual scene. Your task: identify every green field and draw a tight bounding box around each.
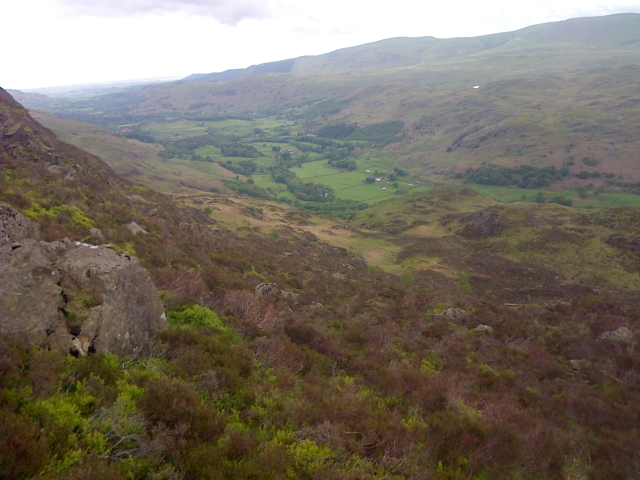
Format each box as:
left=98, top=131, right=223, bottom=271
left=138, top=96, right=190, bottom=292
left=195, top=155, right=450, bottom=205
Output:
left=38, top=110, right=640, bottom=212
left=145, top=119, right=256, bottom=140
left=291, top=159, right=428, bottom=203
left=470, top=185, right=640, bottom=209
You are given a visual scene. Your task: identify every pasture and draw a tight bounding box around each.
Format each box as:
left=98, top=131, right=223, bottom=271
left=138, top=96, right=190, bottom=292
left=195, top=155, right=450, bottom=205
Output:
left=470, top=185, right=640, bottom=209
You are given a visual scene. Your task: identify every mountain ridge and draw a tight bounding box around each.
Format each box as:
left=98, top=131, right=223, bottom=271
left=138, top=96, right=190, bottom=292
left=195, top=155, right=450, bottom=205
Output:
left=180, top=13, right=640, bottom=83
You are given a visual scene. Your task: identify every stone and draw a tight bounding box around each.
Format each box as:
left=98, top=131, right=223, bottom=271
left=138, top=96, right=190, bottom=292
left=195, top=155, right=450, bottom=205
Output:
left=0, top=205, right=166, bottom=356
left=438, top=308, right=472, bottom=323
left=598, top=327, right=633, bottom=342
left=473, top=324, right=494, bottom=335
left=255, top=282, right=278, bottom=297
left=54, top=245, right=166, bottom=356
left=127, top=221, right=148, bottom=235
left=0, top=203, right=39, bottom=247
left=280, top=290, right=301, bottom=303
left=569, top=359, right=591, bottom=371
left=45, top=164, right=72, bottom=178
left=126, top=194, right=150, bottom=204
left=89, top=227, right=104, bottom=239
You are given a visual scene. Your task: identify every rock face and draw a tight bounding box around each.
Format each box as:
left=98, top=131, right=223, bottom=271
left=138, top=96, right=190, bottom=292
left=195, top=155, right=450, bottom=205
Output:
left=456, top=208, right=507, bottom=238
left=255, top=282, right=279, bottom=298
left=0, top=205, right=166, bottom=356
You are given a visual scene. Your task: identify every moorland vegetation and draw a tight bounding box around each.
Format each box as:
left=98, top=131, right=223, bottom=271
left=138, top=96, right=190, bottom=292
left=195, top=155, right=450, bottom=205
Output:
left=2, top=12, right=640, bottom=480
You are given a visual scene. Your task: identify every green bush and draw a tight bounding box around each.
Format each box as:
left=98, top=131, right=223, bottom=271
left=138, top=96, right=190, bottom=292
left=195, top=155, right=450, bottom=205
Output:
left=167, top=304, right=226, bottom=331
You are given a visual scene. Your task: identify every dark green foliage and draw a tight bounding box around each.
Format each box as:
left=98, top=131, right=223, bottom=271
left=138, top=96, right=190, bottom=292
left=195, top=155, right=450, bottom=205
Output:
left=316, top=121, right=404, bottom=143
left=316, top=123, right=357, bottom=139
left=223, top=179, right=275, bottom=199
left=464, top=164, right=565, bottom=188
left=223, top=159, right=257, bottom=176
left=288, top=181, right=334, bottom=202
left=348, top=121, right=405, bottom=143
left=329, top=159, right=356, bottom=170
left=271, top=166, right=334, bottom=202
left=121, top=128, right=158, bottom=144
left=163, top=133, right=261, bottom=159
left=219, top=143, right=260, bottom=158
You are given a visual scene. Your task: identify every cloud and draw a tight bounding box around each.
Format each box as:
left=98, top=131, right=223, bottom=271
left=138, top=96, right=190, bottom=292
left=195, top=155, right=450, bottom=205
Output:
left=56, top=0, right=274, bottom=25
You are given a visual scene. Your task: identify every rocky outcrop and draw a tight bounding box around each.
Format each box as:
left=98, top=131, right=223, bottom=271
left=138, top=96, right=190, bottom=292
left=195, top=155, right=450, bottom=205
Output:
left=436, top=308, right=472, bottom=323
left=473, top=324, right=494, bottom=335
left=456, top=208, right=506, bottom=238
left=605, top=234, right=640, bottom=252
left=255, top=282, right=279, bottom=298
left=598, top=327, right=633, bottom=342
left=0, top=205, right=166, bottom=356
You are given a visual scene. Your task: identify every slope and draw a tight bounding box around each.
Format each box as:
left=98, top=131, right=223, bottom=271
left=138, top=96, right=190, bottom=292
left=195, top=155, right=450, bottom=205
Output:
left=2, top=88, right=640, bottom=480
left=181, top=13, right=640, bottom=80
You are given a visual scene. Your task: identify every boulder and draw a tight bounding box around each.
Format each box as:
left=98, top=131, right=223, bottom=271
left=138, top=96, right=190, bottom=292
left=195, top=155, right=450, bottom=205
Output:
left=0, top=204, right=165, bottom=356
left=89, top=227, right=104, bottom=239
left=569, top=359, right=591, bottom=371
left=255, top=282, right=278, bottom=298
left=54, top=245, right=166, bottom=356
left=473, top=324, right=494, bottom=335
left=0, top=203, right=39, bottom=246
left=127, top=221, right=148, bottom=235
left=437, top=308, right=472, bottom=323
left=598, top=327, right=633, bottom=342
left=280, top=290, right=301, bottom=303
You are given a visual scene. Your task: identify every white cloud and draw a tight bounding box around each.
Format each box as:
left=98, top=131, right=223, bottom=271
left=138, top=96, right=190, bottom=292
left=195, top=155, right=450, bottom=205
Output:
left=56, top=0, right=276, bottom=25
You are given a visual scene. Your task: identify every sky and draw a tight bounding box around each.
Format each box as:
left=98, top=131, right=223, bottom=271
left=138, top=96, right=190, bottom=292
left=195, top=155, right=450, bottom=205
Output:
left=4, top=0, right=640, bottom=90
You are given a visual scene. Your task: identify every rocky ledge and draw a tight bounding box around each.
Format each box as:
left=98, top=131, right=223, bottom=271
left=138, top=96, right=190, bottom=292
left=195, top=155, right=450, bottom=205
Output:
left=0, top=204, right=166, bottom=356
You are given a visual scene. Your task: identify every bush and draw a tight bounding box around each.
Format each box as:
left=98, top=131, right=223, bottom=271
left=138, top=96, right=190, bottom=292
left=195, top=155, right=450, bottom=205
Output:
left=167, top=305, right=226, bottom=331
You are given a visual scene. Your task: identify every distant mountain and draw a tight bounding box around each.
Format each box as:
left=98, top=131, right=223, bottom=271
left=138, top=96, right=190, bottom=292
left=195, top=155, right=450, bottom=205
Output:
left=181, top=13, right=640, bottom=82
left=180, top=59, right=296, bottom=83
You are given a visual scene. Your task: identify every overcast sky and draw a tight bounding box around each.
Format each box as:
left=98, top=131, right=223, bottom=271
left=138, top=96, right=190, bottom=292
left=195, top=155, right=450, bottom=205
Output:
left=4, top=0, right=640, bottom=90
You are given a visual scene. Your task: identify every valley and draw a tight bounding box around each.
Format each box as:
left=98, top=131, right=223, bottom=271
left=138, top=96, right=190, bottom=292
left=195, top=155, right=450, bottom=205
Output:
left=2, top=12, right=640, bottom=480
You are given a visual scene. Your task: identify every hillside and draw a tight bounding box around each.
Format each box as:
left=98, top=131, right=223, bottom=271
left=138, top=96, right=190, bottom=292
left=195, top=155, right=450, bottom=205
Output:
left=181, top=14, right=640, bottom=80
left=2, top=87, right=640, bottom=478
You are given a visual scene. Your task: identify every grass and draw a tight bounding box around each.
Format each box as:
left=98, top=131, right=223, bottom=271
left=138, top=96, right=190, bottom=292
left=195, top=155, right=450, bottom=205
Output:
left=145, top=119, right=254, bottom=140
left=469, top=185, right=640, bottom=208
left=37, top=95, right=640, bottom=213
left=291, top=159, right=427, bottom=203
left=26, top=111, right=640, bottom=296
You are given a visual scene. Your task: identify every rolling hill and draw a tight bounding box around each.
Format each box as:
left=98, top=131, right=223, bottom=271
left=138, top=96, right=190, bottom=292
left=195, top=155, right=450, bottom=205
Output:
left=181, top=13, right=640, bottom=80
left=13, top=13, right=640, bottom=187
left=2, top=85, right=640, bottom=479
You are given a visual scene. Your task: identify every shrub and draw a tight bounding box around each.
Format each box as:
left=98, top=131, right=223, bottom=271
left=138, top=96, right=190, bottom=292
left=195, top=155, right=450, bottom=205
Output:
left=167, top=304, right=226, bottom=331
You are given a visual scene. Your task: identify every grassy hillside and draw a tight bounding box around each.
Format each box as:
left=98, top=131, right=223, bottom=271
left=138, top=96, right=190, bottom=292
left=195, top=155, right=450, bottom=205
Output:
left=3, top=78, right=640, bottom=480
left=179, top=14, right=640, bottom=79
left=351, top=187, right=640, bottom=296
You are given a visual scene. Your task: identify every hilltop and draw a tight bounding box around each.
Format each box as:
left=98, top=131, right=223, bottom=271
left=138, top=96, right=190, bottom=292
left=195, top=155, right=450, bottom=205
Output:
left=182, top=13, right=640, bottom=80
